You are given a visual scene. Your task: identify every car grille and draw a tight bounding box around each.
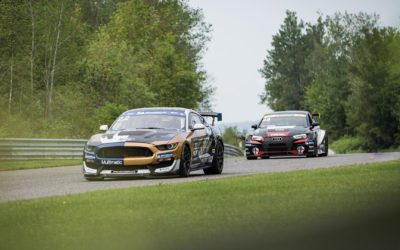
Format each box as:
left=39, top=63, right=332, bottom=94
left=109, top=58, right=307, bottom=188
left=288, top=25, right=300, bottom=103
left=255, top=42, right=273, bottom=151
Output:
left=267, top=143, right=288, bottom=152
left=264, top=137, right=292, bottom=152
left=97, top=147, right=153, bottom=158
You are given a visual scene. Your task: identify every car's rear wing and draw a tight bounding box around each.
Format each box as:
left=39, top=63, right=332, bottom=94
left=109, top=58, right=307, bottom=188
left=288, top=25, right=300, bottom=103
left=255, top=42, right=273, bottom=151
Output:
left=198, top=111, right=222, bottom=126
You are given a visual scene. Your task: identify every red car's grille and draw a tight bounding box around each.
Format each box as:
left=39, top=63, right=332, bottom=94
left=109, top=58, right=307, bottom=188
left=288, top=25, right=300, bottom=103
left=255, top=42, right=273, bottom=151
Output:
left=97, top=147, right=153, bottom=158
left=267, top=143, right=288, bottom=152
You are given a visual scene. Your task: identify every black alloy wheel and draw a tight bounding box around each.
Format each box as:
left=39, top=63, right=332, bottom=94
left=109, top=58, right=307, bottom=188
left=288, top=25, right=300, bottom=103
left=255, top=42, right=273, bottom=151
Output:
left=179, top=145, right=191, bottom=177
left=204, top=142, right=224, bottom=175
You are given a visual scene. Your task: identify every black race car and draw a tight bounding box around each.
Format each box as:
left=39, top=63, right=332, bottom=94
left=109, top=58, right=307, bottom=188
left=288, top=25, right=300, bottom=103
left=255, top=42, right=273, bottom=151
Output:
left=245, top=111, right=328, bottom=159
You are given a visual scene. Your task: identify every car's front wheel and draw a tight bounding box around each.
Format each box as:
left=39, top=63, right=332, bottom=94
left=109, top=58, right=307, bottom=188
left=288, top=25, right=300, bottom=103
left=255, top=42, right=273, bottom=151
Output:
left=204, top=142, right=224, bottom=175
left=179, top=145, right=191, bottom=177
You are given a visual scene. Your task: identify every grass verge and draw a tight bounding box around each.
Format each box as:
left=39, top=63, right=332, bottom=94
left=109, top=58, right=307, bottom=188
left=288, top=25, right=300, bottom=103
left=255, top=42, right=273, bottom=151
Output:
left=0, top=161, right=399, bottom=250
left=0, top=159, right=81, bottom=171
left=331, top=136, right=400, bottom=154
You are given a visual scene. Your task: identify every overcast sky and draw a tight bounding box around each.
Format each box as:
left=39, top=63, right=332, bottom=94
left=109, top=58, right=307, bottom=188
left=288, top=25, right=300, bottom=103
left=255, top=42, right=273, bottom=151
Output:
left=188, top=0, right=400, bottom=123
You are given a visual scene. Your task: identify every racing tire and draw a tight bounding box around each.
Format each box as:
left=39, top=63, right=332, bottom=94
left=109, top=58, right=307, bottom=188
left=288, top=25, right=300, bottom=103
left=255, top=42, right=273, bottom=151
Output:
left=246, top=156, right=257, bottom=160
left=204, top=142, right=224, bottom=175
left=179, top=145, right=191, bottom=177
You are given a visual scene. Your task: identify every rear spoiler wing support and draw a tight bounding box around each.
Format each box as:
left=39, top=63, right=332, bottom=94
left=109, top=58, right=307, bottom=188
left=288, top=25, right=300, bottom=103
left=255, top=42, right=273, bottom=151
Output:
left=198, top=112, right=222, bottom=126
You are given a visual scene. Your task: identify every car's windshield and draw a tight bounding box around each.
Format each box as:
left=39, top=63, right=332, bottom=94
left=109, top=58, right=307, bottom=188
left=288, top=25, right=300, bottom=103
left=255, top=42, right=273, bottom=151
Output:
left=259, top=114, right=307, bottom=128
left=111, top=111, right=186, bottom=130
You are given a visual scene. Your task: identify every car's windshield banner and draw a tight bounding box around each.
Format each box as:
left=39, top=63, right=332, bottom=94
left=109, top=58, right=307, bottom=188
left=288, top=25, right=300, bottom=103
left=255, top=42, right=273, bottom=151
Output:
left=264, top=114, right=306, bottom=119
left=125, top=111, right=185, bottom=117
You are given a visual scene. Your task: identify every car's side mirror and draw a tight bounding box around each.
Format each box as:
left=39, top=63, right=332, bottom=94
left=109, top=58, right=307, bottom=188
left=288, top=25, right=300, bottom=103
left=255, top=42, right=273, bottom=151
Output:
left=217, top=113, right=222, bottom=121
left=251, top=124, right=258, bottom=130
left=99, top=125, right=109, bottom=131
left=192, top=123, right=205, bottom=131
left=311, top=122, right=319, bottom=128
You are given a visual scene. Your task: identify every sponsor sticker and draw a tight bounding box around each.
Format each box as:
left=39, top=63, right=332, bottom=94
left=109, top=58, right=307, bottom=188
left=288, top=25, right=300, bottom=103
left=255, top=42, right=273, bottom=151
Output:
left=267, top=132, right=289, bottom=137
left=127, top=111, right=185, bottom=117
left=101, top=159, right=123, bottom=165
left=264, top=114, right=306, bottom=119
left=157, top=153, right=173, bottom=159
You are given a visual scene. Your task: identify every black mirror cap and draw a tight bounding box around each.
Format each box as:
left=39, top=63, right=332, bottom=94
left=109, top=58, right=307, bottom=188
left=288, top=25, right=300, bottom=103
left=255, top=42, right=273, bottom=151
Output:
left=312, top=122, right=319, bottom=127
left=251, top=124, right=258, bottom=130
left=217, top=113, right=222, bottom=122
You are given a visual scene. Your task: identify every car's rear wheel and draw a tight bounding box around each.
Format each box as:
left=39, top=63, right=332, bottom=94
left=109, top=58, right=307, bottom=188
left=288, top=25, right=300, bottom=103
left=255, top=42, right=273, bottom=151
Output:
left=179, top=145, right=191, bottom=177
left=204, top=142, right=224, bottom=175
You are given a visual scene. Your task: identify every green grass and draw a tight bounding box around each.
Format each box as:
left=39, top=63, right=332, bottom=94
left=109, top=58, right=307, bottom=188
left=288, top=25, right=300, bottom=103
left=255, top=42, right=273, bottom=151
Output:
left=331, top=136, right=365, bottom=154
left=0, top=161, right=399, bottom=250
left=331, top=136, right=400, bottom=154
left=0, top=159, right=81, bottom=171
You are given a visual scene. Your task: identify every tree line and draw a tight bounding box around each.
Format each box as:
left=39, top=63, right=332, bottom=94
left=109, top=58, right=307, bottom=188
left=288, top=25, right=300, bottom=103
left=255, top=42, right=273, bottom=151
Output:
left=260, top=11, right=400, bottom=151
left=0, top=0, right=212, bottom=138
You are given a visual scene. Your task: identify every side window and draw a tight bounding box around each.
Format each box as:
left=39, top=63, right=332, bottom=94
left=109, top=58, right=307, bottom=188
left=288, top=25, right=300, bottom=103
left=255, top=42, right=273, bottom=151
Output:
left=307, top=115, right=313, bottom=126
left=189, top=113, right=202, bottom=129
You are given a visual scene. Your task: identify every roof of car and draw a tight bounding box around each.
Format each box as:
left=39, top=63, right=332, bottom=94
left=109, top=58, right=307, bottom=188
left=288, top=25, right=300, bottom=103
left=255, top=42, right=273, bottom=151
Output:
left=265, top=110, right=310, bottom=116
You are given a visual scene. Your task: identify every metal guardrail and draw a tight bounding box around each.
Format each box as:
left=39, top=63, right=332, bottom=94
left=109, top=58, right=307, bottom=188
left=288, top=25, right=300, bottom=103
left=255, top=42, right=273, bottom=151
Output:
left=224, top=144, right=244, bottom=157
left=0, top=138, right=86, bottom=160
left=0, top=138, right=243, bottom=160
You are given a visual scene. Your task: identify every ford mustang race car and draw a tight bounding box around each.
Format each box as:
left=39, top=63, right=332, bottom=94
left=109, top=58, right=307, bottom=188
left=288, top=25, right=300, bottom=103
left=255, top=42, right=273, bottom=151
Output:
left=245, top=111, right=328, bottom=159
left=83, top=108, right=224, bottom=180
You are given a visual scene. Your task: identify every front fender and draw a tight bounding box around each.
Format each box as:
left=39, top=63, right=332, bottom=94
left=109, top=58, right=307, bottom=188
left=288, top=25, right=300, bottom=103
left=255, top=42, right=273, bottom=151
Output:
left=317, top=130, right=326, bottom=146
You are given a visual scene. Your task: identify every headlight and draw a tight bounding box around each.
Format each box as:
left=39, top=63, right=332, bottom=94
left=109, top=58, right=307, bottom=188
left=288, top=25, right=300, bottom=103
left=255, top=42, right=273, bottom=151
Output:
left=293, top=134, right=307, bottom=139
left=156, top=142, right=179, bottom=151
left=252, top=135, right=264, bottom=141
left=85, top=145, right=97, bottom=152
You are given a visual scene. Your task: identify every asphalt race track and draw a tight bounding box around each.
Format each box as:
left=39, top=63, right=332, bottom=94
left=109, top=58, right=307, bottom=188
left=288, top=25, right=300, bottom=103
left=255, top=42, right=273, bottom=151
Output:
left=0, top=152, right=399, bottom=202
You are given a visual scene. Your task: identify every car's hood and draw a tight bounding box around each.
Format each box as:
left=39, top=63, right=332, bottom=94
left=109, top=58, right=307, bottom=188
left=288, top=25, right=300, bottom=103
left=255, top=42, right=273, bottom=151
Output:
left=254, top=126, right=309, bottom=137
left=88, top=129, right=183, bottom=145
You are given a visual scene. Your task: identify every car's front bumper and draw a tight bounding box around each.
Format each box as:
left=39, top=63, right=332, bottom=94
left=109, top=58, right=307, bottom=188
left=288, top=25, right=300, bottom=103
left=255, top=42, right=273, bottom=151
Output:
left=82, top=142, right=182, bottom=178
left=245, top=138, right=315, bottom=157
left=83, top=159, right=181, bottom=178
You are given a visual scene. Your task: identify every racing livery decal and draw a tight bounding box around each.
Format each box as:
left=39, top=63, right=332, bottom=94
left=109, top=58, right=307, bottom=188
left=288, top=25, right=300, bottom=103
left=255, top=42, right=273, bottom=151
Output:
left=82, top=108, right=224, bottom=180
